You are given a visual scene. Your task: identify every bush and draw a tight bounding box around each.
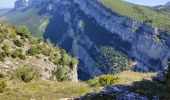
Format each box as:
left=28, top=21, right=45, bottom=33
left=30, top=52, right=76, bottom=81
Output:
left=18, top=54, right=26, bottom=60
left=52, top=66, right=71, bottom=81
left=0, top=56, right=5, bottom=62
left=27, top=46, right=40, bottom=56
left=0, top=73, right=4, bottom=78
left=16, top=26, right=30, bottom=37
left=87, top=75, right=119, bottom=86
left=11, top=49, right=23, bottom=59
left=69, top=58, right=78, bottom=69
left=0, top=81, right=7, bottom=93
left=13, top=40, right=23, bottom=47
left=2, top=45, right=10, bottom=57
left=0, top=52, right=7, bottom=62
left=12, top=66, right=41, bottom=82
left=0, top=35, right=4, bottom=43
left=98, top=75, right=119, bottom=86
left=9, top=33, right=17, bottom=40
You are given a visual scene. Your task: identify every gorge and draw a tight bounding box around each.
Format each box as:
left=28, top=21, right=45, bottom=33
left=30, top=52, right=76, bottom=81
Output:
left=2, top=0, right=170, bottom=80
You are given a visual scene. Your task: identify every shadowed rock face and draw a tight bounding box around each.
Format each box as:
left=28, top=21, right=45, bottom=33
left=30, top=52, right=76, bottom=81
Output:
left=13, top=0, right=170, bottom=80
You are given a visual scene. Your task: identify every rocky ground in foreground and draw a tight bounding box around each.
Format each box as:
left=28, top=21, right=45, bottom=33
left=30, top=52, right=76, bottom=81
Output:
left=80, top=67, right=170, bottom=100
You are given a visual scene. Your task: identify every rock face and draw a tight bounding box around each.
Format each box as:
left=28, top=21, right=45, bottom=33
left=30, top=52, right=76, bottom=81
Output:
left=14, top=0, right=29, bottom=10
left=81, top=85, right=148, bottom=100
left=11, top=0, right=170, bottom=80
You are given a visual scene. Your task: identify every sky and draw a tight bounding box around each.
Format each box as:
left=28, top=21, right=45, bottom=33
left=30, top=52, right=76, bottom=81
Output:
left=0, top=0, right=169, bottom=8
left=124, top=0, right=170, bottom=6
left=0, top=0, right=16, bottom=8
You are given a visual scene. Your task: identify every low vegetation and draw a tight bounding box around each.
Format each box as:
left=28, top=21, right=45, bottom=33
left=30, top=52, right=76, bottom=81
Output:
left=0, top=81, right=6, bottom=93
left=87, top=71, right=154, bottom=87
left=11, top=66, right=41, bottom=82
left=0, top=80, right=95, bottom=100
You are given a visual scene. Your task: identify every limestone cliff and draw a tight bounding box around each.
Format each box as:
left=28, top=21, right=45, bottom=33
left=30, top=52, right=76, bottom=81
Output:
left=8, top=0, right=170, bottom=80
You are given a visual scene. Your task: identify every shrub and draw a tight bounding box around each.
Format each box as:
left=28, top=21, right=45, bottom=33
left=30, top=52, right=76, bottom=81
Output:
left=16, top=26, right=30, bottom=37
left=0, top=81, right=7, bottom=93
left=11, top=49, right=22, bottom=58
left=13, top=40, right=23, bottom=47
left=0, top=73, right=4, bottom=78
left=98, top=75, right=119, bottom=86
left=18, top=54, right=26, bottom=60
left=69, top=58, right=78, bottom=69
left=9, top=33, right=17, bottom=40
left=27, top=46, right=40, bottom=56
left=0, top=56, right=5, bottom=62
left=87, top=75, right=119, bottom=86
left=2, top=45, right=10, bottom=57
left=41, top=48, right=51, bottom=56
left=0, top=35, right=4, bottom=43
left=52, top=66, right=71, bottom=81
left=2, top=44, right=9, bottom=51
left=12, top=66, right=41, bottom=82
left=0, top=28, right=2, bottom=33
left=0, top=52, right=7, bottom=62
left=60, top=49, right=69, bottom=65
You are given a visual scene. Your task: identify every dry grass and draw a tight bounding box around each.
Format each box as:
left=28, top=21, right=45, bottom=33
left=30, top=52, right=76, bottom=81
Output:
left=87, top=71, right=155, bottom=86
left=0, top=80, right=95, bottom=100
left=117, top=71, right=154, bottom=84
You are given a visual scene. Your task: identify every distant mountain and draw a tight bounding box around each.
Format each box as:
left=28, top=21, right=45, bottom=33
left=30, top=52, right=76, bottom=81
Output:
left=153, top=1, right=170, bottom=13
left=165, top=1, right=170, bottom=6
left=0, top=8, right=12, bottom=15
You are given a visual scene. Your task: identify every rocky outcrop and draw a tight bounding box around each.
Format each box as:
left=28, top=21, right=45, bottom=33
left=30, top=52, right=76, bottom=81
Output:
left=0, top=23, right=78, bottom=82
left=153, top=67, right=168, bottom=82
left=14, top=0, right=29, bottom=10
left=81, top=85, right=149, bottom=100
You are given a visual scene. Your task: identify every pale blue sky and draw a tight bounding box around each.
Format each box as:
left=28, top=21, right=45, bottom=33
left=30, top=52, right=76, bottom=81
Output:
left=0, top=0, right=16, bottom=8
left=0, top=0, right=169, bottom=8
left=124, top=0, right=170, bottom=6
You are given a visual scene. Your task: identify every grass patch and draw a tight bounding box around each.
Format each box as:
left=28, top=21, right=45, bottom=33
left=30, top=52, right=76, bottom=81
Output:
left=87, top=71, right=154, bottom=86
left=0, top=80, right=95, bottom=100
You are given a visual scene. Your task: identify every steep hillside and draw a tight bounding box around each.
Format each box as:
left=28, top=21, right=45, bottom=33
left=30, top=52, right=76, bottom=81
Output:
left=1, top=0, right=170, bottom=80
left=0, top=22, right=78, bottom=82
left=99, top=0, right=170, bottom=32
left=1, top=9, right=49, bottom=37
